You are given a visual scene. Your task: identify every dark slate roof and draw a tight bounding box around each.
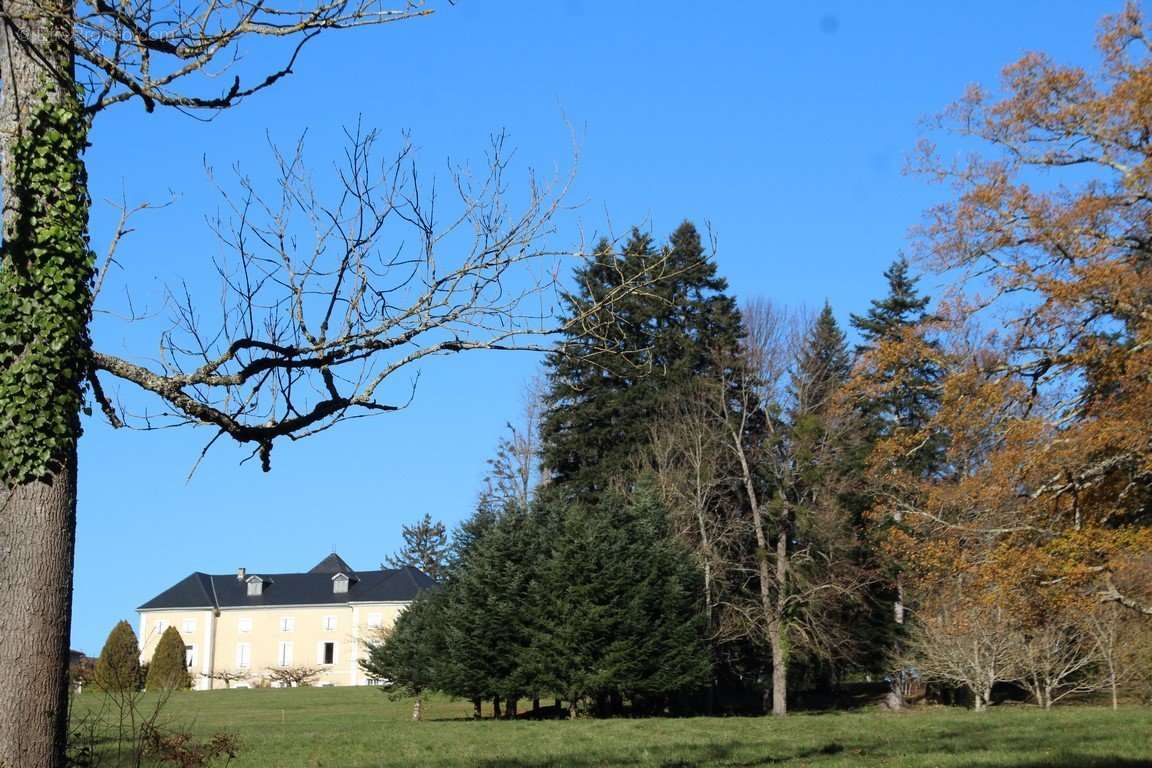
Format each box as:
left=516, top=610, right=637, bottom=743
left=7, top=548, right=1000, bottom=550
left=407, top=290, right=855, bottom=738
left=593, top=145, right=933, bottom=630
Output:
left=309, top=553, right=355, bottom=574
left=137, top=554, right=434, bottom=610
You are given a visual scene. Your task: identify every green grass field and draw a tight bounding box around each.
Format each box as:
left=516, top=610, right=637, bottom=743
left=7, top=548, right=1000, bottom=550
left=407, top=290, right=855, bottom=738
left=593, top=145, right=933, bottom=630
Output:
left=71, top=687, right=1152, bottom=767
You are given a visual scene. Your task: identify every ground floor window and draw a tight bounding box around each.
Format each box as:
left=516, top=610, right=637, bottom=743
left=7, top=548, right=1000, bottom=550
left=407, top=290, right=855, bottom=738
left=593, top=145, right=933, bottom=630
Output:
left=322, top=642, right=335, bottom=665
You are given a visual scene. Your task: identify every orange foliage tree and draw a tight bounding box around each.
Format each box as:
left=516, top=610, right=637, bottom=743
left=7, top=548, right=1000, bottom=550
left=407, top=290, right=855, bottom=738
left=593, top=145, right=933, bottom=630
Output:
left=863, top=2, right=1152, bottom=682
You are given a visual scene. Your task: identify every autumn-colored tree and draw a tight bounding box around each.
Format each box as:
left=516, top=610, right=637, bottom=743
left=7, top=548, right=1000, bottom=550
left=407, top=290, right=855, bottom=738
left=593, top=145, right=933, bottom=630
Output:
left=880, top=2, right=1152, bottom=681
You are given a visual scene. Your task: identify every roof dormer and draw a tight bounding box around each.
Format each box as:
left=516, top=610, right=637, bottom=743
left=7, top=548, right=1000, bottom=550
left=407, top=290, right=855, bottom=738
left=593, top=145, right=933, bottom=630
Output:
left=246, top=575, right=266, bottom=597
left=332, top=572, right=351, bottom=594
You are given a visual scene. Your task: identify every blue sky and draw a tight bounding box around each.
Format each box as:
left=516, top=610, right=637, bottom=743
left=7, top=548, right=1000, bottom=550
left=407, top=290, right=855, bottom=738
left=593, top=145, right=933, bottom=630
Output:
left=73, top=0, right=1122, bottom=653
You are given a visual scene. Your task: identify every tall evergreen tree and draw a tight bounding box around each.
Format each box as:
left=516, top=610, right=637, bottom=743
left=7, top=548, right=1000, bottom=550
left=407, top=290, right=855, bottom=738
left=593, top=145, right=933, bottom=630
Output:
left=790, top=302, right=852, bottom=421
left=849, top=257, right=942, bottom=643
left=145, top=627, right=191, bottom=691
left=360, top=591, right=448, bottom=721
left=384, top=513, right=451, bottom=582
left=542, top=222, right=743, bottom=501
left=849, top=256, right=942, bottom=467
left=93, top=620, right=141, bottom=692
left=851, top=257, right=931, bottom=352
left=524, top=486, right=712, bottom=715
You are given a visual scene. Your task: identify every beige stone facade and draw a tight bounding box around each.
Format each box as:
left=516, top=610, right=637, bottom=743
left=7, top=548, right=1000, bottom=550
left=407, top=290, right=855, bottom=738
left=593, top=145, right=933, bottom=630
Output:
left=137, top=602, right=407, bottom=690
left=136, top=555, right=429, bottom=690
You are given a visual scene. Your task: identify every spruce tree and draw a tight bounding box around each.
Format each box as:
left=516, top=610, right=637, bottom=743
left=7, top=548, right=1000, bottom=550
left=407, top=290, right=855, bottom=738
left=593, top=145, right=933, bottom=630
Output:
left=93, top=620, right=141, bottom=692
left=146, top=626, right=191, bottom=691
left=849, top=256, right=942, bottom=473
left=384, top=513, right=450, bottom=582
left=848, top=256, right=942, bottom=660
left=541, top=222, right=743, bottom=501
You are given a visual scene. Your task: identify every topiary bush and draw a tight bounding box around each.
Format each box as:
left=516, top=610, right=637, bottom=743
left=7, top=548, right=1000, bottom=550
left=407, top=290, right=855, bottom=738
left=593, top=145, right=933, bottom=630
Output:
left=146, top=626, right=191, bottom=691
left=93, top=620, right=141, bottom=692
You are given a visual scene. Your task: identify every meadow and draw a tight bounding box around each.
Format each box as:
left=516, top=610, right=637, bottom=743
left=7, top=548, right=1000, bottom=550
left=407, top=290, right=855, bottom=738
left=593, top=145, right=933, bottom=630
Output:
left=70, top=687, right=1152, bottom=768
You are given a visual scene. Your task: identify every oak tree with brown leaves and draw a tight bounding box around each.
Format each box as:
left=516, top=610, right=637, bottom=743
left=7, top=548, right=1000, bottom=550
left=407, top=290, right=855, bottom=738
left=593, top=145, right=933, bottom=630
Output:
left=870, top=1, right=1152, bottom=704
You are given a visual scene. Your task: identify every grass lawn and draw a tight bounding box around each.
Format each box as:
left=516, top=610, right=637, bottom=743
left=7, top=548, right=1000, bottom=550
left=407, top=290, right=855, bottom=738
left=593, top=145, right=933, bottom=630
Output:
left=71, top=687, right=1152, bottom=767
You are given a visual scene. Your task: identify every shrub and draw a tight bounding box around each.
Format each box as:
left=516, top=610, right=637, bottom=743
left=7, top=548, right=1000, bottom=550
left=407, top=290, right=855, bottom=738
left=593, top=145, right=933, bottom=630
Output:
left=93, top=620, right=141, bottom=692
left=147, top=627, right=192, bottom=691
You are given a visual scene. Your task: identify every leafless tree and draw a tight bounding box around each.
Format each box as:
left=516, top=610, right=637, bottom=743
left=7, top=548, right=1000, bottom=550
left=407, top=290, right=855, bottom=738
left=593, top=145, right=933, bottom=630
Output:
left=644, top=384, right=741, bottom=651
left=1012, top=618, right=1101, bottom=709
left=482, top=376, right=548, bottom=512
left=713, top=300, right=869, bottom=716
left=902, top=594, right=1020, bottom=712
left=265, top=665, right=321, bottom=688
left=204, top=669, right=250, bottom=690
left=1084, top=602, right=1149, bottom=711
left=92, top=129, right=650, bottom=471
left=1, top=4, right=438, bottom=765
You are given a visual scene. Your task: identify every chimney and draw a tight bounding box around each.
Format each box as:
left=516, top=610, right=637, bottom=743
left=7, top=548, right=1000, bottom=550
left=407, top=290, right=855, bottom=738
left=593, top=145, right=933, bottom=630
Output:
left=237, top=567, right=246, bottom=581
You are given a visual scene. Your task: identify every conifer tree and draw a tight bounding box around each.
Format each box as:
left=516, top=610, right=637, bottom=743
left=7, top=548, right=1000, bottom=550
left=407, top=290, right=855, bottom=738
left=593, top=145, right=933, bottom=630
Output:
left=384, top=513, right=451, bottom=582
left=145, top=627, right=191, bottom=691
left=850, top=257, right=940, bottom=448
left=542, top=222, right=743, bottom=501
left=93, top=620, right=141, bottom=692
left=525, top=487, right=711, bottom=715
left=360, top=592, right=447, bottom=721
left=850, top=257, right=943, bottom=633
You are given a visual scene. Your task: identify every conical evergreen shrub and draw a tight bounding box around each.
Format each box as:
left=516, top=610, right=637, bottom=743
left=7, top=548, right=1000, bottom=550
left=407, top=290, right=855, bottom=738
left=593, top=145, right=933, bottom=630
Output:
left=146, top=626, right=191, bottom=690
left=93, top=620, right=141, bottom=692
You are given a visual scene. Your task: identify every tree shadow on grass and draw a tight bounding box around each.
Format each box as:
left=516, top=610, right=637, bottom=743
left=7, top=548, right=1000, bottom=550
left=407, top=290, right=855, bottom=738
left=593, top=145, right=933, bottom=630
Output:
left=463, top=741, right=1152, bottom=768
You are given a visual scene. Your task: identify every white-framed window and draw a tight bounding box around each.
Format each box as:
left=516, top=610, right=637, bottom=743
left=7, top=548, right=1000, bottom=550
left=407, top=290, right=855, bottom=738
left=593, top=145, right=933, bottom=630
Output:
left=332, top=574, right=349, bottom=594
left=184, top=644, right=196, bottom=669
left=237, top=618, right=252, bottom=634
left=182, top=619, right=196, bottom=633
left=154, top=620, right=168, bottom=636
left=323, top=616, right=337, bottom=631
left=246, top=576, right=264, bottom=597
left=279, top=617, right=295, bottom=632
left=236, top=643, right=251, bottom=669
left=277, top=641, right=293, bottom=666
left=367, top=613, right=382, bottom=629
left=319, top=641, right=336, bottom=666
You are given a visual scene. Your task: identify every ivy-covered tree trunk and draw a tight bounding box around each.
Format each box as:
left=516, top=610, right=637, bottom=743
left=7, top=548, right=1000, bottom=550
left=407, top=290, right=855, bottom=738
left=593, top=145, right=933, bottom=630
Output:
left=0, top=3, right=92, bottom=767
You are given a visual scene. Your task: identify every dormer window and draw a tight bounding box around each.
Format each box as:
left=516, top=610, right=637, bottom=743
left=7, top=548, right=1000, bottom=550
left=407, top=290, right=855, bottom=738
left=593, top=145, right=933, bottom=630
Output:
left=332, top=573, right=350, bottom=594
left=246, top=575, right=264, bottom=597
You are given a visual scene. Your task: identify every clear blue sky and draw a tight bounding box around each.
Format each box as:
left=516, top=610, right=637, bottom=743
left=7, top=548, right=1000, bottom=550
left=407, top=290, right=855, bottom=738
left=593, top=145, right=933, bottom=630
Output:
left=73, top=0, right=1122, bottom=653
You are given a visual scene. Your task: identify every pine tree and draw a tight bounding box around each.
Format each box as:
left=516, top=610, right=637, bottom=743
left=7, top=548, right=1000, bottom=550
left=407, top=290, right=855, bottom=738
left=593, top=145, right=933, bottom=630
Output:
left=93, top=620, right=141, bottom=692
left=384, top=513, right=450, bottom=582
left=146, top=626, right=191, bottom=691
left=541, top=222, right=743, bottom=501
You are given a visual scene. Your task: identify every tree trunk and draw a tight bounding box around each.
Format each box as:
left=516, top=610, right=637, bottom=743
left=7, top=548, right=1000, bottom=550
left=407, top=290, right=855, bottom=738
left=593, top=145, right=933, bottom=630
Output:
left=492, top=695, right=502, bottom=719
left=472, top=696, right=482, bottom=719
left=729, top=422, right=788, bottom=716
left=0, top=459, right=77, bottom=768
left=0, top=4, right=86, bottom=767
left=770, top=523, right=788, bottom=716
left=411, top=696, right=422, bottom=721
